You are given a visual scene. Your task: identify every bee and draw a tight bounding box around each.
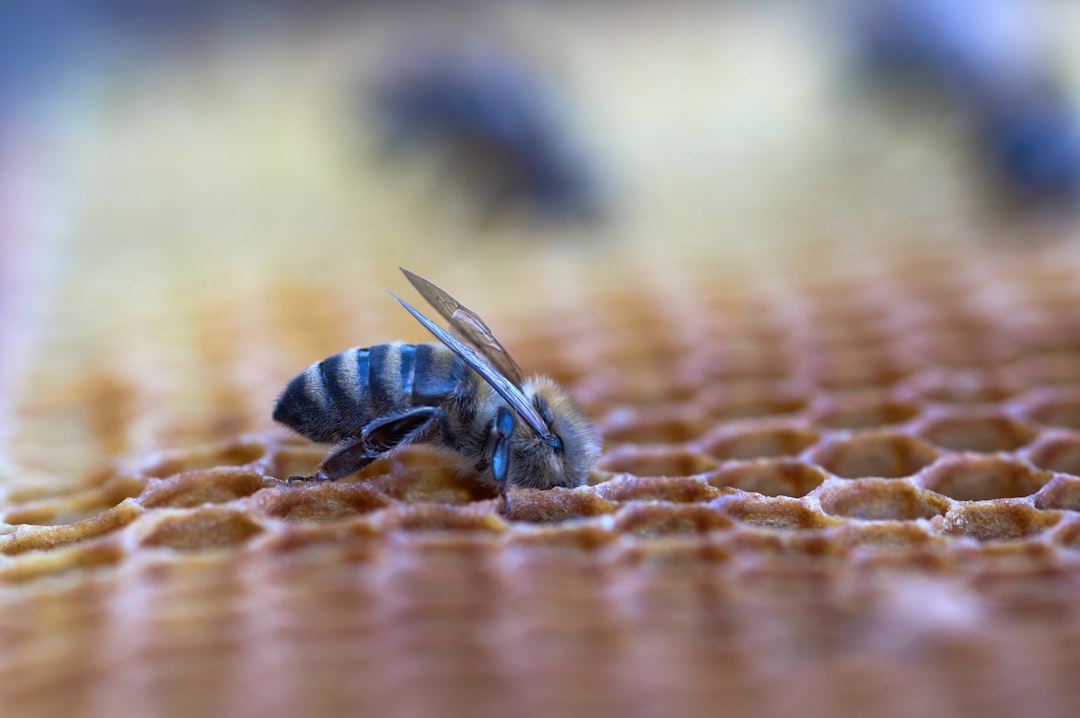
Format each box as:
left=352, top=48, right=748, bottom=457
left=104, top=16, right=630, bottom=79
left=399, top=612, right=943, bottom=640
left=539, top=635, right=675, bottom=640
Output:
left=370, top=42, right=604, bottom=222
left=272, top=268, right=601, bottom=512
left=849, top=0, right=1080, bottom=210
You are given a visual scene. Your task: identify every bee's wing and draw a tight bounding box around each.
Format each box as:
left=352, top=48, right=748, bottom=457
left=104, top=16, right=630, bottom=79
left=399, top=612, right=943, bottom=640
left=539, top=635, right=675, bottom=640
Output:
left=390, top=291, right=550, bottom=439
left=400, top=268, right=527, bottom=388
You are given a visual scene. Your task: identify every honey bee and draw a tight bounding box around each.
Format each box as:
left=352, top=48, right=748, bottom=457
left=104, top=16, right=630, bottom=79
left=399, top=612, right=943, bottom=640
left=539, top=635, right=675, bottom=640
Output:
left=370, top=42, right=604, bottom=222
left=272, top=268, right=601, bottom=512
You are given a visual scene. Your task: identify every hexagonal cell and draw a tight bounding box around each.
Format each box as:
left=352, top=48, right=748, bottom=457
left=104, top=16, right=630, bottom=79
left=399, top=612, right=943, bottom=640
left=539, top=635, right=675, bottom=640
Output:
left=704, top=459, right=826, bottom=498
left=506, top=524, right=617, bottom=551
left=697, top=380, right=809, bottom=421
left=0, top=542, right=126, bottom=584
left=921, top=456, right=1050, bottom=501
left=375, top=505, right=506, bottom=532
left=814, top=394, right=921, bottom=430
left=917, top=411, right=1037, bottom=453
left=611, top=537, right=733, bottom=567
left=361, top=448, right=499, bottom=505
left=2, top=475, right=145, bottom=526
left=1022, top=390, right=1080, bottom=430
left=136, top=509, right=264, bottom=550
left=829, top=521, right=936, bottom=549
left=805, top=349, right=912, bottom=392
left=255, top=483, right=392, bottom=521
left=2, top=500, right=144, bottom=556
left=911, top=331, right=1017, bottom=368
left=684, top=339, right=793, bottom=382
left=267, top=445, right=333, bottom=481
left=904, top=367, right=1022, bottom=404
left=700, top=424, right=820, bottom=461
left=818, top=479, right=949, bottom=520
left=594, top=475, right=719, bottom=503
left=613, top=503, right=732, bottom=536
left=725, top=527, right=844, bottom=559
left=1027, top=434, right=1080, bottom=476
left=599, top=407, right=706, bottom=445
left=716, top=494, right=834, bottom=530
left=1034, top=475, right=1080, bottom=511
left=1020, top=350, right=1080, bottom=385
left=141, top=439, right=268, bottom=478
left=258, top=520, right=382, bottom=554
left=810, top=432, right=937, bottom=479
left=506, top=487, right=617, bottom=523
left=597, top=445, right=718, bottom=477
left=139, top=468, right=267, bottom=509
left=1051, top=518, right=1080, bottom=549
left=938, top=502, right=1060, bottom=541
left=953, top=539, right=1059, bottom=566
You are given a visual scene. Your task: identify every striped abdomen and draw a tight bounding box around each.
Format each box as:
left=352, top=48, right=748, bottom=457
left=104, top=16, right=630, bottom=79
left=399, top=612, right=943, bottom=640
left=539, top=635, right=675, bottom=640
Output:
left=272, top=342, right=473, bottom=443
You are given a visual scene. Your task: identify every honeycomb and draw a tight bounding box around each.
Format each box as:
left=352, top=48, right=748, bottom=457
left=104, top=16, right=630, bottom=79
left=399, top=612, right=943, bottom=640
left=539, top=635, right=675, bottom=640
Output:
left=5, top=5, right=1080, bottom=718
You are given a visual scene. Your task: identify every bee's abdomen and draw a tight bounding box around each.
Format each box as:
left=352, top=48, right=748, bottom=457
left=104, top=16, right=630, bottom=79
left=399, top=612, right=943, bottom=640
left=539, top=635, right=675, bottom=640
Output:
left=273, top=343, right=468, bottom=443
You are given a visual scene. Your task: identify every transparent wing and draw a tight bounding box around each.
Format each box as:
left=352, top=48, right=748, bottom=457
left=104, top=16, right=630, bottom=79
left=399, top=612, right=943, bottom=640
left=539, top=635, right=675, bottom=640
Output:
left=400, top=267, right=527, bottom=388
left=390, top=291, right=550, bottom=439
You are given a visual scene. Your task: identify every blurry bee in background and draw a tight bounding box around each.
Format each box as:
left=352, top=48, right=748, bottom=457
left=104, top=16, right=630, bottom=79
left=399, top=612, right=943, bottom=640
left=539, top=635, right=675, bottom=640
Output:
left=974, top=89, right=1080, bottom=212
left=273, top=268, right=601, bottom=513
left=369, top=40, right=605, bottom=224
left=847, top=0, right=1080, bottom=212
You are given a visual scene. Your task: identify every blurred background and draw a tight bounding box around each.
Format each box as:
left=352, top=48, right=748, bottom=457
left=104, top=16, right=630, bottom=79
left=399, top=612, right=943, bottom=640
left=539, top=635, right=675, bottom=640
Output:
left=2, top=0, right=1080, bottom=494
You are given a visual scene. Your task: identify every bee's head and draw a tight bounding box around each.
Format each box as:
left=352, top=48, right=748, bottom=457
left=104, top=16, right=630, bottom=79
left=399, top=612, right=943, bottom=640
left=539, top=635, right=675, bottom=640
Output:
left=509, top=376, right=601, bottom=490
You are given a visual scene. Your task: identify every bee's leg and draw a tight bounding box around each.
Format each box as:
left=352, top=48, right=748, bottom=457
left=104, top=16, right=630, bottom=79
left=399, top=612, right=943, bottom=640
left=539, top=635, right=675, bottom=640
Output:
left=361, top=406, right=441, bottom=452
left=489, top=406, right=515, bottom=514
left=287, top=440, right=376, bottom=482
left=306, top=441, right=379, bottom=481
left=290, top=407, right=441, bottom=482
